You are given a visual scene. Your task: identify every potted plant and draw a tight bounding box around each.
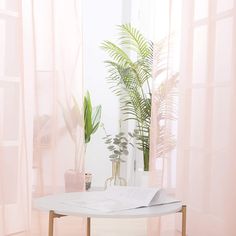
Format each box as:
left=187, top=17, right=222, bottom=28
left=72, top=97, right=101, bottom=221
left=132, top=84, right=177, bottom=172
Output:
left=101, top=24, right=177, bottom=172
left=102, top=123, right=133, bottom=188
left=83, top=92, right=102, bottom=190
left=61, top=92, right=101, bottom=192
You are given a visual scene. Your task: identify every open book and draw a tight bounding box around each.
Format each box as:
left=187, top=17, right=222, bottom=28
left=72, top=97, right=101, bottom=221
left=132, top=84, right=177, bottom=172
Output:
left=61, top=186, right=180, bottom=212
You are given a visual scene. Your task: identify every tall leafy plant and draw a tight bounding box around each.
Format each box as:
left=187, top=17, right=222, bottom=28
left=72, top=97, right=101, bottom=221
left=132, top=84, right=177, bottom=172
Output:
left=61, top=92, right=101, bottom=170
left=84, top=91, right=102, bottom=144
left=101, top=24, right=177, bottom=171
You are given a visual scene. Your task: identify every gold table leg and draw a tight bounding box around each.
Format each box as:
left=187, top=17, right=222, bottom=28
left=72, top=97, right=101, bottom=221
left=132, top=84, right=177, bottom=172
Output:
left=181, top=205, right=187, bottom=236
left=87, top=217, right=91, bottom=236
left=48, top=211, right=54, bottom=236
left=48, top=211, right=65, bottom=236
left=48, top=208, right=183, bottom=236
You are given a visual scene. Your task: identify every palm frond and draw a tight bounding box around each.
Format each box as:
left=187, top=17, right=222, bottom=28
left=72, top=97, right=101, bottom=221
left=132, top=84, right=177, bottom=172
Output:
left=118, top=24, right=151, bottom=59
left=102, top=24, right=178, bottom=170
left=101, top=41, right=132, bottom=67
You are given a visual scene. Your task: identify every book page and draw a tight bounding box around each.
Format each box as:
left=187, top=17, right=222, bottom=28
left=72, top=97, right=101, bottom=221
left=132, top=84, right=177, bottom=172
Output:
left=149, top=189, right=180, bottom=206
left=60, top=187, right=160, bottom=212
left=105, top=186, right=159, bottom=206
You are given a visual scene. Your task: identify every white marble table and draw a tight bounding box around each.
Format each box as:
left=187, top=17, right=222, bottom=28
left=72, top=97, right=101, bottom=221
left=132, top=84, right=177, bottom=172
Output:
left=34, top=192, right=186, bottom=236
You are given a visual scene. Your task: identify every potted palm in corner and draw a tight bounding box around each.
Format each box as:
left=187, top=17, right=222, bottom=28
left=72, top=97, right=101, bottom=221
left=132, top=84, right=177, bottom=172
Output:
left=61, top=92, right=101, bottom=192
left=102, top=24, right=177, bottom=181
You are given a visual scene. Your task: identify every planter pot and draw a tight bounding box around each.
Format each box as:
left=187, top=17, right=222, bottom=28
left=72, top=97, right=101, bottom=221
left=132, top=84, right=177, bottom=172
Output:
left=64, top=169, right=85, bottom=192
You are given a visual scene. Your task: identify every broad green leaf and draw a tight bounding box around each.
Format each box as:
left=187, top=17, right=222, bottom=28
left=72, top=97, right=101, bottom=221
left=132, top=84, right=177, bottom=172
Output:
left=92, top=105, right=102, bottom=134
left=84, top=92, right=93, bottom=143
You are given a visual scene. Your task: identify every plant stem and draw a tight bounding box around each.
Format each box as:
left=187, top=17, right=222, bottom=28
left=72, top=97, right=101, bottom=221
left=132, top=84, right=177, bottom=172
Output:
left=146, top=78, right=151, bottom=96
left=143, top=149, right=149, bottom=171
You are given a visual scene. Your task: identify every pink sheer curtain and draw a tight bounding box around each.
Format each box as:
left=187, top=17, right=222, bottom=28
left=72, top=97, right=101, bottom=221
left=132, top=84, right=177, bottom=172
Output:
left=0, top=0, right=85, bottom=235
left=146, top=0, right=181, bottom=235
left=149, top=0, right=236, bottom=235
left=0, top=0, right=33, bottom=235
left=176, top=0, right=236, bottom=235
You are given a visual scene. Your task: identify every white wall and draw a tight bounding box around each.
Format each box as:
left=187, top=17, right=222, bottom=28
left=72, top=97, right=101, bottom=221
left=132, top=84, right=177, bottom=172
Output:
left=83, top=0, right=123, bottom=187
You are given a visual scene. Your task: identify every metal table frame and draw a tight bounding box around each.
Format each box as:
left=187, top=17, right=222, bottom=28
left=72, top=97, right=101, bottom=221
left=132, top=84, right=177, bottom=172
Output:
left=48, top=205, right=187, bottom=236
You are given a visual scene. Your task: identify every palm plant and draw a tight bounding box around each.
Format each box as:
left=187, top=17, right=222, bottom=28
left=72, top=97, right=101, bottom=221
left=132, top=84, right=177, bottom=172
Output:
left=101, top=24, right=177, bottom=171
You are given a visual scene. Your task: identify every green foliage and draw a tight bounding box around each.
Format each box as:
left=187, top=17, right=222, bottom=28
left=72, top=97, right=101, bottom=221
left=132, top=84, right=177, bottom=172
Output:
left=61, top=92, right=102, bottom=145
left=102, top=124, right=133, bottom=162
left=84, top=91, right=102, bottom=144
left=102, top=24, right=177, bottom=171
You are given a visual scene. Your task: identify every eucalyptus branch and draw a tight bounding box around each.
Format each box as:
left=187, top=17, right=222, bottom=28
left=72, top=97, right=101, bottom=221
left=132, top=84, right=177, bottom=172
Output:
left=102, top=123, right=133, bottom=162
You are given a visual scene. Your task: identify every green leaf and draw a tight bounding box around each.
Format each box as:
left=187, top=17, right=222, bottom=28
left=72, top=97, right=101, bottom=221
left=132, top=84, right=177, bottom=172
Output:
left=92, top=105, right=102, bottom=134
left=118, top=24, right=151, bottom=59
left=109, top=154, right=118, bottom=159
left=84, top=91, right=102, bottom=143
left=84, top=92, right=93, bottom=143
left=114, top=150, right=121, bottom=155
left=101, top=24, right=178, bottom=170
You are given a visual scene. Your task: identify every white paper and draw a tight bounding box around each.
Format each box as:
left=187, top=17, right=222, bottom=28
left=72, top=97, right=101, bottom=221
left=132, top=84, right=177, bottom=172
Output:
left=149, top=189, right=180, bottom=206
left=59, top=186, right=180, bottom=213
left=105, top=186, right=158, bottom=206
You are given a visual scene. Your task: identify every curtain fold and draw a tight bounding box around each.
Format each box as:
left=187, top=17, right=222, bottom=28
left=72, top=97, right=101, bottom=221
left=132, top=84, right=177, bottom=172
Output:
left=0, top=0, right=85, bottom=235
left=147, top=0, right=236, bottom=235
left=130, top=0, right=181, bottom=235
left=176, top=0, right=236, bottom=235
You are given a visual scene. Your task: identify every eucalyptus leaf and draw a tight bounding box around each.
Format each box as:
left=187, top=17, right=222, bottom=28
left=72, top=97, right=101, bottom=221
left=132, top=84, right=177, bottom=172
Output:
left=114, top=150, right=121, bottom=155
left=110, top=154, right=118, bottom=159
left=108, top=145, right=115, bottom=150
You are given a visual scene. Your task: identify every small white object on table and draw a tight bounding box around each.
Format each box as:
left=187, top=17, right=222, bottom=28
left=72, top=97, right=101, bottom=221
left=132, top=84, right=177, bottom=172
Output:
left=34, top=189, right=186, bottom=236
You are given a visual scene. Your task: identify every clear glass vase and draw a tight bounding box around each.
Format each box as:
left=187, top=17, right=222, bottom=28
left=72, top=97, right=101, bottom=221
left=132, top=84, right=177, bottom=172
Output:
left=104, top=160, right=127, bottom=189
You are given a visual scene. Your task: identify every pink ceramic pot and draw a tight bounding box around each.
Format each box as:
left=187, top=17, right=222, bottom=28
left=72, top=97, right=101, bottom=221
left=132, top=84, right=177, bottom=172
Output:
left=64, top=169, right=85, bottom=192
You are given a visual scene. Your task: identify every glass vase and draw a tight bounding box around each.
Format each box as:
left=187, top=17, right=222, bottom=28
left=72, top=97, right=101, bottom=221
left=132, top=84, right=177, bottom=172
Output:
left=104, top=160, right=127, bottom=189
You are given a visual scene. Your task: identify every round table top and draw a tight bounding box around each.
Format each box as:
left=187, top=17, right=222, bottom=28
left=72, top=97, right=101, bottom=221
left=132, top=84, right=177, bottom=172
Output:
left=34, top=192, right=182, bottom=219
